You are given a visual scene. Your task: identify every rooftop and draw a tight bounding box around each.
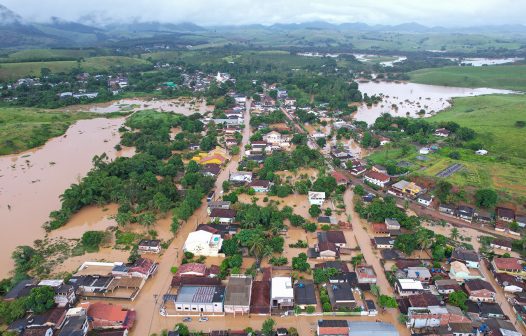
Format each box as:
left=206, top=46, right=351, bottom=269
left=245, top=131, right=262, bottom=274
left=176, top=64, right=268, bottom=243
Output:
left=271, top=277, right=293, bottom=298
left=224, top=276, right=252, bottom=306
left=348, top=322, right=399, bottom=336
left=175, top=285, right=225, bottom=304
left=294, top=280, right=317, bottom=305
left=397, top=278, right=424, bottom=290
left=364, top=170, right=390, bottom=182
left=493, top=257, right=523, bottom=271
left=452, top=247, right=480, bottom=263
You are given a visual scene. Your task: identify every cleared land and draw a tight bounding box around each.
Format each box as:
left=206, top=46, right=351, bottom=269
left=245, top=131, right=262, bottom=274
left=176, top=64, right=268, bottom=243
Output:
left=0, top=49, right=95, bottom=62
left=367, top=94, right=526, bottom=198
left=0, top=107, right=98, bottom=155
left=0, top=56, right=150, bottom=81
left=409, top=65, right=526, bottom=91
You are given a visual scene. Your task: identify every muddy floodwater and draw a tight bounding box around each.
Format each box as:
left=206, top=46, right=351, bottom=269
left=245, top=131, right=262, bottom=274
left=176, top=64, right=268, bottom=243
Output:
left=354, top=81, right=515, bottom=124
left=0, top=117, right=129, bottom=279
left=445, top=57, right=524, bottom=66
left=67, top=98, right=213, bottom=115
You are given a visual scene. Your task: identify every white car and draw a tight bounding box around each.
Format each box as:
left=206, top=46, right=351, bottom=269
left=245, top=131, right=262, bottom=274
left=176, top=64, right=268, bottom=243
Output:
left=199, top=317, right=208, bottom=322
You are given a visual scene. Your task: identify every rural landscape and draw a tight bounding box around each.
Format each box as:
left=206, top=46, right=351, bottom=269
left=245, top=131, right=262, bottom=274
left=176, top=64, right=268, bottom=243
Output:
left=1, top=1, right=526, bottom=336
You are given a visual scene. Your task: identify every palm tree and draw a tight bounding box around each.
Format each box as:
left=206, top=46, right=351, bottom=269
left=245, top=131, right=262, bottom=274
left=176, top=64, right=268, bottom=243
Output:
left=450, top=228, right=460, bottom=241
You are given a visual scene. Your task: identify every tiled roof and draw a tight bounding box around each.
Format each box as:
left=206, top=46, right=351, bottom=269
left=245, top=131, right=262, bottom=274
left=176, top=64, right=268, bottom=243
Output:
left=494, top=257, right=523, bottom=271
left=364, top=170, right=390, bottom=182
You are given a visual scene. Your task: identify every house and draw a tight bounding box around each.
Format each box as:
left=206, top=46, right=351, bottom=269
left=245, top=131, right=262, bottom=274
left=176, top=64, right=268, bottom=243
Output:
left=417, top=194, right=433, bottom=207
left=451, top=248, right=480, bottom=269
left=201, top=164, right=222, bottom=177
left=84, top=302, right=135, bottom=329
left=293, top=280, right=317, bottom=309
left=229, top=171, right=253, bottom=184
left=262, top=131, right=290, bottom=147
left=271, top=277, right=294, bottom=309
left=356, top=265, right=377, bottom=284
left=516, top=214, right=526, bottom=228
left=19, top=327, right=55, bottom=336
left=385, top=218, right=401, bottom=230
left=209, top=208, right=236, bottom=224
left=327, top=282, right=355, bottom=309
left=58, top=308, right=89, bottom=336
left=37, top=280, right=76, bottom=307
left=250, top=280, right=271, bottom=315
left=419, top=147, right=430, bottom=155
left=68, top=275, right=114, bottom=294
left=395, top=279, right=425, bottom=296
left=8, top=307, right=67, bottom=333
left=175, top=263, right=209, bottom=277
left=196, top=224, right=239, bottom=239
left=364, top=170, right=390, bottom=188
left=435, top=279, right=462, bottom=295
left=315, top=242, right=340, bottom=259
left=496, top=207, right=515, bottom=222
left=457, top=205, right=475, bottom=221
left=372, top=223, right=390, bottom=236
left=466, top=301, right=505, bottom=319
left=308, top=191, right=326, bottom=206
left=138, top=240, right=162, bottom=254
left=196, top=153, right=228, bottom=166
left=373, top=237, right=395, bottom=249
left=464, top=279, right=496, bottom=302
left=372, top=165, right=387, bottom=174
left=485, top=318, right=521, bottom=336
left=494, top=273, right=526, bottom=293
left=169, top=285, right=225, bottom=313
left=366, top=300, right=378, bottom=316
left=128, top=257, right=158, bottom=279
left=347, top=322, right=399, bottom=336
left=223, top=275, right=252, bottom=315
left=449, top=261, right=483, bottom=283
left=350, top=165, right=367, bottom=176
left=434, top=128, right=450, bottom=137
left=408, top=293, right=441, bottom=308
left=439, top=203, right=456, bottom=215
left=317, top=216, right=338, bottom=226
left=492, top=257, right=525, bottom=276
left=490, top=239, right=513, bottom=251
left=389, top=180, right=423, bottom=198
left=249, top=180, right=272, bottom=192
left=407, top=305, right=470, bottom=329
left=317, top=320, right=349, bottom=336
left=317, top=231, right=347, bottom=248
left=207, top=201, right=231, bottom=213
left=183, top=230, right=223, bottom=257
left=406, top=267, right=432, bottom=283
left=331, top=171, right=349, bottom=186
left=3, top=279, right=36, bottom=301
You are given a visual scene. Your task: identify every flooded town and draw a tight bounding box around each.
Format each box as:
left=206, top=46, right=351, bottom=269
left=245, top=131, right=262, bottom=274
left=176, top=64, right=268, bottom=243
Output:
left=1, top=2, right=526, bottom=336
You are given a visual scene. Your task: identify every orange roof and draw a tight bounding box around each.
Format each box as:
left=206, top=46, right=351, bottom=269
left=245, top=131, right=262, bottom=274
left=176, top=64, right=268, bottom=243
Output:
left=331, top=171, right=349, bottom=183
left=372, top=223, right=389, bottom=233
left=200, top=154, right=227, bottom=164
left=87, top=302, right=128, bottom=323
left=494, top=257, right=523, bottom=271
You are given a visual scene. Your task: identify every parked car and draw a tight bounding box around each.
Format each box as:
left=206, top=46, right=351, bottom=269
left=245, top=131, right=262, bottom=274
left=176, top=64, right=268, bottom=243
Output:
left=199, top=317, right=208, bottom=322
left=183, top=317, right=192, bottom=322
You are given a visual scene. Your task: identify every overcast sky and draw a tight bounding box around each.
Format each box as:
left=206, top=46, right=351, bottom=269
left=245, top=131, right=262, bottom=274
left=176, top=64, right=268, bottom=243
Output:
left=2, top=0, right=525, bottom=27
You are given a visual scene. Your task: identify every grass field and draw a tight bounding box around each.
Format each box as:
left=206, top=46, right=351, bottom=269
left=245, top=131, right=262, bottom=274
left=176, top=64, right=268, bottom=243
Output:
left=367, top=94, right=526, bottom=199
left=0, top=56, right=151, bottom=81
left=0, top=49, right=95, bottom=63
left=409, top=65, right=526, bottom=91
left=0, top=107, right=98, bottom=155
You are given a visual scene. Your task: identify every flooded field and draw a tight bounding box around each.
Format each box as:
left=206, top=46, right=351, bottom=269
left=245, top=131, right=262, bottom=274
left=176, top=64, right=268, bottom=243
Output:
left=444, top=57, right=524, bottom=66
left=353, top=54, right=407, bottom=67
left=0, top=117, right=128, bottom=279
left=354, top=81, right=515, bottom=123
left=67, top=98, right=213, bottom=115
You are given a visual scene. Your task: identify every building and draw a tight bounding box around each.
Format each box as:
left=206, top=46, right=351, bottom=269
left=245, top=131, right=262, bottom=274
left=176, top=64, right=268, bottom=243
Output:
left=364, top=170, right=390, bottom=188
left=389, top=180, right=423, bottom=198
left=395, top=279, right=425, bottom=296
left=37, top=280, right=76, bottom=307
left=492, top=257, right=525, bottom=276
left=331, top=171, right=349, bottom=185
left=347, top=322, right=399, bottom=336
left=374, top=237, right=395, bottom=249
left=449, top=261, right=484, bottom=283
left=434, top=128, right=450, bottom=137
left=293, top=280, right=317, bottom=309
left=183, top=230, right=223, bottom=257
left=457, top=205, right=475, bottom=221
left=223, top=275, right=252, bottom=315
left=229, top=171, right=253, bottom=184
left=408, top=293, right=441, bottom=308
left=317, top=216, right=338, bottom=226
left=435, top=279, right=462, bottom=295
left=207, top=201, right=231, bottom=213
left=407, top=305, right=470, bottom=329
left=262, top=131, right=290, bottom=147
left=317, top=320, right=349, bottom=336
left=249, top=180, right=272, bottom=193
left=84, top=302, right=135, bottom=329
left=406, top=267, right=432, bottom=283
left=250, top=281, right=271, bottom=315
left=3, top=279, right=37, bottom=301
left=417, top=194, right=433, bottom=207
left=327, top=282, right=355, bottom=309
left=356, top=265, right=377, bottom=284
left=171, top=285, right=225, bottom=314
left=385, top=218, right=401, bottom=230
left=491, top=239, right=513, bottom=251
left=137, top=240, right=162, bottom=254
left=464, top=279, right=496, bottom=302
left=451, top=248, right=480, bottom=269
left=496, top=207, right=515, bottom=222
left=317, top=231, right=347, bottom=248
left=494, top=273, right=526, bottom=293
left=58, top=308, right=89, bottom=336
left=128, top=258, right=158, bottom=279
left=201, top=164, right=222, bottom=177
left=271, top=277, right=294, bottom=309
left=308, top=191, right=326, bottom=206
left=209, top=208, right=236, bottom=224
left=315, top=242, right=340, bottom=259
left=439, top=204, right=456, bottom=215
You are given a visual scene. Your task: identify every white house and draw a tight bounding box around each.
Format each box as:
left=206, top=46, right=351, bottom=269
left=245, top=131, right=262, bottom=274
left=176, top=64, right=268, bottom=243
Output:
left=271, top=277, right=294, bottom=309
left=308, top=191, right=326, bottom=206
left=417, top=195, right=433, bottom=207
left=395, top=279, right=425, bottom=296
left=263, top=131, right=290, bottom=147
left=138, top=239, right=162, bottom=253
left=229, top=171, right=253, bottom=183
left=364, top=171, right=390, bottom=188
left=249, top=180, right=272, bottom=193
left=183, top=230, right=223, bottom=257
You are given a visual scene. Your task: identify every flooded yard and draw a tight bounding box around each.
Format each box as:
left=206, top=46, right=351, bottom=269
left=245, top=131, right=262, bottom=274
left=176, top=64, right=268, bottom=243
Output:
left=354, top=81, right=515, bottom=124
left=0, top=117, right=129, bottom=279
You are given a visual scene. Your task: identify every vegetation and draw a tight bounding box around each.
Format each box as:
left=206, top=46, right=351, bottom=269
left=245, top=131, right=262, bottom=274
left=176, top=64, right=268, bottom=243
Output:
left=448, top=290, right=468, bottom=311
left=81, top=231, right=105, bottom=252
left=378, top=295, right=398, bottom=308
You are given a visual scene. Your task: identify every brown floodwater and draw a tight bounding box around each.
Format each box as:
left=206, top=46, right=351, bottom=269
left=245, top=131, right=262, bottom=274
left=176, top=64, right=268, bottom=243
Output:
left=0, top=117, right=128, bottom=279
left=355, top=82, right=515, bottom=124
left=66, top=98, right=213, bottom=115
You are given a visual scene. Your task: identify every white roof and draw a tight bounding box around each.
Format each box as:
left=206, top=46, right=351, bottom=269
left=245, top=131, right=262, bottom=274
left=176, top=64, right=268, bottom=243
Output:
left=397, top=278, right=424, bottom=290
left=38, top=279, right=64, bottom=287
left=271, top=277, right=293, bottom=298
left=309, top=191, right=326, bottom=199
left=186, top=230, right=216, bottom=243
left=407, top=267, right=431, bottom=278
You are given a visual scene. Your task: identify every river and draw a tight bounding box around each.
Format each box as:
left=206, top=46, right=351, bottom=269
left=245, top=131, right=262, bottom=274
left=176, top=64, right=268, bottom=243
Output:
left=65, top=98, right=213, bottom=115
left=0, top=117, right=129, bottom=279
left=354, top=81, right=515, bottom=124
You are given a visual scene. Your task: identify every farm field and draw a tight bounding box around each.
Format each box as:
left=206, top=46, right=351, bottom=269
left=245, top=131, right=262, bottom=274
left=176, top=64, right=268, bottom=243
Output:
left=0, top=56, right=151, bottom=81
left=409, top=65, right=526, bottom=91
left=0, top=107, right=98, bottom=155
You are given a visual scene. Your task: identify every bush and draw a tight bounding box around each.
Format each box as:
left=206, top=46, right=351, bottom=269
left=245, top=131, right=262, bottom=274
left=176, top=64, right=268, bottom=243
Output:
left=306, top=306, right=316, bottom=314
left=81, top=231, right=105, bottom=252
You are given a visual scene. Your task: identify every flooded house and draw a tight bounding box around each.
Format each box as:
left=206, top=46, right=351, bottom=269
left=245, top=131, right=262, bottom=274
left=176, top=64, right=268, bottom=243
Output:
left=293, top=280, right=317, bottom=309
left=270, top=277, right=294, bottom=310
left=137, top=239, right=162, bottom=254
left=183, top=229, right=223, bottom=257
left=364, top=170, right=390, bottom=188
left=223, top=275, right=253, bottom=315
left=308, top=191, right=326, bottom=206
left=464, top=279, right=496, bottom=302
left=326, top=282, right=356, bottom=309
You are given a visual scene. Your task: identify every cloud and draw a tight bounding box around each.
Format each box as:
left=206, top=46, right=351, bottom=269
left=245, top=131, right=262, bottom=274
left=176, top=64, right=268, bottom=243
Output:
left=2, top=0, right=525, bottom=27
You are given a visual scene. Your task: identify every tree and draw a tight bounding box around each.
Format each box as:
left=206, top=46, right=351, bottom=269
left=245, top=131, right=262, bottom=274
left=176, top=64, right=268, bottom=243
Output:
left=261, top=318, right=275, bottom=336
left=351, top=254, right=364, bottom=268
left=324, top=208, right=332, bottom=216
left=510, top=221, right=520, bottom=232
left=378, top=295, right=398, bottom=308
left=354, top=184, right=365, bottom=196
left=309, top=204, right=321, bottom=218
left=81, top=231, right=105, bottom=251
left=221, top=239, right=240, bottom=256
left=450, top=228, right=460, bottom=241
left=435, top=180, right=452, bottom=202
left=26, top=286, right=55, bottom=314
left=292, top=253, right=310, bottom=272
left=173, top=323, right=190, bottom=336
left=370, top=284, right=380, bottom=297
left=475, top=189, right=498, bottom=208
left=448, top=291, right=468, bottom=310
